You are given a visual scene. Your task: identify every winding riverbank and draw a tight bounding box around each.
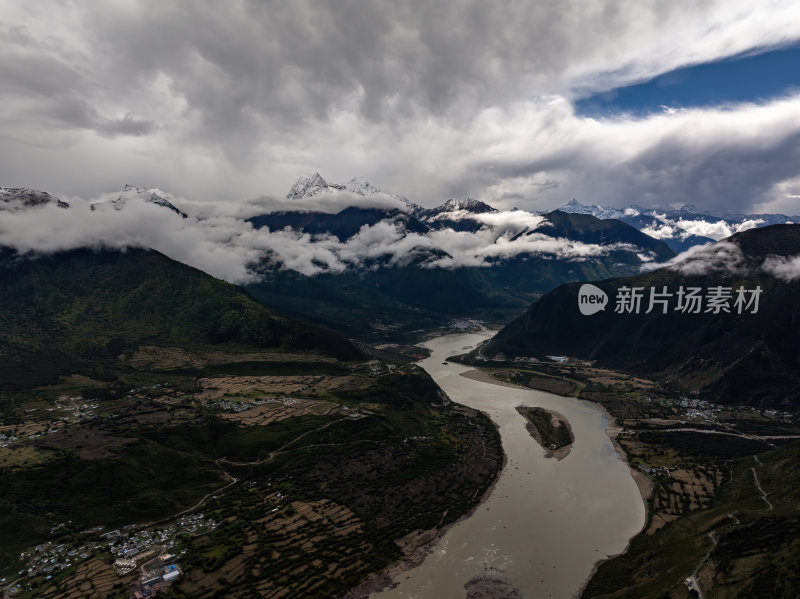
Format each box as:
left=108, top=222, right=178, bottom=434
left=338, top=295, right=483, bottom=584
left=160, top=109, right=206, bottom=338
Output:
left=344, top=436, right=508, bottom=599
left=604, top=419, right=654, bottom=506
left=459, top=368, right=655, bottom=599
left=370, top=332, right=646, bottom=599
left=466, top=367, right=652, bottom=507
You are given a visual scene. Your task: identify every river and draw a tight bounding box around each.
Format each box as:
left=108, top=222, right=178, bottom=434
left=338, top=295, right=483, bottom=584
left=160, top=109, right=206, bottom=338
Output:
left=372, top=332, right=646, bottom=599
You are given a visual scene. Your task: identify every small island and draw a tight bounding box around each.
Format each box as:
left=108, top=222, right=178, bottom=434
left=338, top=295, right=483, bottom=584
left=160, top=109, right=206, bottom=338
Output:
left=516, top=406, right=574, bottom=460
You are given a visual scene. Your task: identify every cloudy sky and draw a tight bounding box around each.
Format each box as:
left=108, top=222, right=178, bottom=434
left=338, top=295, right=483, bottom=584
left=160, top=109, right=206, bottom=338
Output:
left=2, top=0, right=800, bottom=213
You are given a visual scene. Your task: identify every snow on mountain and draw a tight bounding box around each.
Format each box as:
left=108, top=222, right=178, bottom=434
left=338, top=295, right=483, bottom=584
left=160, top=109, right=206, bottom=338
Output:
left=424, top=197, right=497, bottom=216
left=344, top=177, right=422, bottom=213
left=0, top=187, right=69, bottom=210
left=286, top=173, right=343, bottom=199
left=559, top=198, right=798, bottom=252
left=0, top=179, right=683, bottom=289
left=416, top=197, right=499, bottom=232
left=286, top=173, right=421, bottom=213
left=90, top=184, right=187, bottom=218
left=558, top=198, right=625, bottom=220
left=285, top=175, right=498, bottom=218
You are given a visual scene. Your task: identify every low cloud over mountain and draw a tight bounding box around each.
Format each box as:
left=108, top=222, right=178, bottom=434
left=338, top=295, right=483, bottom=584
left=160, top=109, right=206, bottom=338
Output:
left=480, top=224, right=800, bottom=408
left=561, top=198, right=798, bottom=253
left=0, top=178, right=668, bottom=283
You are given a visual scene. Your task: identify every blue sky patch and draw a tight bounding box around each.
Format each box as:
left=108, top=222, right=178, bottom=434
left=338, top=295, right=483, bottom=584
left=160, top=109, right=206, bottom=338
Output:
left=576, top=43, right=800, bottom=117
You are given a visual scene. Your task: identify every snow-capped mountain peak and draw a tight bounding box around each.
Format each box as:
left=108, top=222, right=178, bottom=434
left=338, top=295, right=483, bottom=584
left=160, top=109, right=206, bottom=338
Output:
left=559, top=198, right=798, bottom=253
left=559, top=199, right=624, bottom=220
left=0, top=187, right=69, bottom=210
left=286, top=173, right=344, bottom=199
left=563, top=198, right=585, bottom=210
left=90, top=185, right=187, bottom=217
left=433, top=197, right=497, bottom=214
left=345, top=177, right=421, bottom=212
left=286, top=173, right=421, bottom=212
left=343, top=177, right=381, bottom=196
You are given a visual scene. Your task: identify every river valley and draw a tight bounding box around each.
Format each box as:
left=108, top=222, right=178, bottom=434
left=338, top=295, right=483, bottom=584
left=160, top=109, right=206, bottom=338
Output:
left=373, top=332, right=646, bottom=599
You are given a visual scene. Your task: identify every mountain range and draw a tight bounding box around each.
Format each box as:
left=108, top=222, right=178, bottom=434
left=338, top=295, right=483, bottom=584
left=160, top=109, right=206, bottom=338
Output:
left=2, top=175, right=800, bottom=598
left=559, top=198, right=798, bottom=253
left=286, top=172, right=422, bottom=213
left=89, top=184, right=188, bottom=217
left=480, top=224, right=800, bottom=408
left=4, top=175, right=797, bottom=342
left=0, top=177, right=683, bottom=340
left=0, top=187, right=69, bottom=210
left=240, top=174, right=680, bottom=337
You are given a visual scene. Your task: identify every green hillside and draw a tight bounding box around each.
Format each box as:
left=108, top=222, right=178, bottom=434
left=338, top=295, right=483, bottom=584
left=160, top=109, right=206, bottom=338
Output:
left=482, top=225, right=800, bottom=408
left=0, top=247, right=360, bottom=389
left=541, top=210, right=675, bottom=262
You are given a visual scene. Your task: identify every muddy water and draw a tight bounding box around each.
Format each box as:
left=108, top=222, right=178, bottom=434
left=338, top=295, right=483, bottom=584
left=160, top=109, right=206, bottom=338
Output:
left=372, top=332, right=645, bottom=599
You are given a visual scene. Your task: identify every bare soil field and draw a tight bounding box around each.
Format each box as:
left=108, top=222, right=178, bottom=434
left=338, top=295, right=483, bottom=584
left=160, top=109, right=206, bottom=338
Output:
left=38, top=556, right=135, bottom=599
left=195, top=374, right=356, bottom=400
left=221, top=399, right=341, bottom=426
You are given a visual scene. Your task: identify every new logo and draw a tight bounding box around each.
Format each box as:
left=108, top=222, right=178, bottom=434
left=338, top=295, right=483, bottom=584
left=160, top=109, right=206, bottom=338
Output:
left=578, top=284, right=608, bottom=315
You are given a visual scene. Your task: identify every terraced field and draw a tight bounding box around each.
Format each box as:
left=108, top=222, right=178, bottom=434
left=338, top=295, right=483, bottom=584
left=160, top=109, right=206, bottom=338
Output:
left=2, top=364, right=502, bottom=599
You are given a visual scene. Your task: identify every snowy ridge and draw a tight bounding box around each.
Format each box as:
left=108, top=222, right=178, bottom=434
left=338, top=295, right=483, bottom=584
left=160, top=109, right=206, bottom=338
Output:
left=0, top=181, right=682, bottom=282
left=90, top=185, right=187, bottom=218
left=0, top=187, right=69, bottom=210
left=287, top=173, right=344, bottom=199
left=559, top=199, right=625, bottom=220
left=424, top=197, right=498, bottom=216
left=559, top=198, right=798, bottom=251
left=287, top=173, right=422, bottom=213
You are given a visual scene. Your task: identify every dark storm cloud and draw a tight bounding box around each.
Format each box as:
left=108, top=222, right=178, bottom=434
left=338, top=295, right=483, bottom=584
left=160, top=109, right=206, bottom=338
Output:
left=621, top=129, right=800, bottom=212
left=1, top=1, right=800, bottom=212
left=95, top=114, right=157, bottom=138
left=82, top=1, right=794, bottom=147
left=0, top=22, right=155, bottom=139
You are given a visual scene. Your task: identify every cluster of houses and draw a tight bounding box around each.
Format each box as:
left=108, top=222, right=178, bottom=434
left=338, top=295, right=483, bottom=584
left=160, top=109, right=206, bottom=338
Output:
left=9, top=514, right=217, bottom=595
left=677, top=398, right=792, bottom=423
left=637, top=464, right=671, bottom=478
left=512, top=356, right=539, bottom=363
left=133, top=563, right=182, bottom=598
left=641, top=395, right=793, bottom=425
left=107, top=514, right=218, bottom=560
left=1, top=397, right=101, bottom=449
left=218, top=397, right=271, bottom=413
left=448, top=318, right=482, bottom=332
left=51, top=397, right=100, bottom=423
left=8, top=384, right=177, bottom=447
left=678, top=397, right=721, bottom=422
left=477, top=352, right=569, bottom=364
left=367, top=359, right=386, bottom=374
left=18, top=541, right=93, bottom=579
left=546, top=355, right=568, bottom=364
left=1, top=426, right=61, bottom=446
left=0, top=431, right=18, bottom=447
left=218, top=395, right=307, bottom=413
